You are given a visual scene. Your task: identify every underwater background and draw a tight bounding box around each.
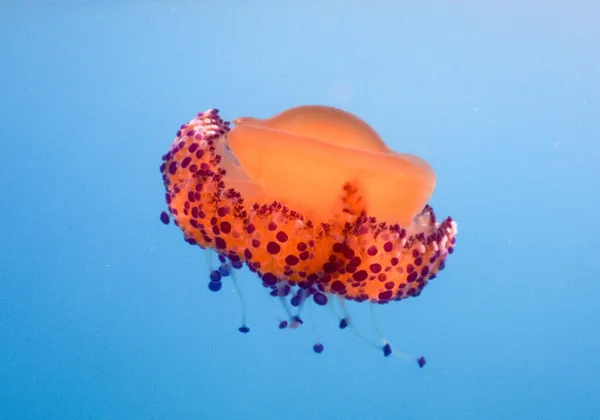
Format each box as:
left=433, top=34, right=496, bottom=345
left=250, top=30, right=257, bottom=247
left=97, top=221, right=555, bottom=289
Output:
left=1, top=1, right=599, bottom=419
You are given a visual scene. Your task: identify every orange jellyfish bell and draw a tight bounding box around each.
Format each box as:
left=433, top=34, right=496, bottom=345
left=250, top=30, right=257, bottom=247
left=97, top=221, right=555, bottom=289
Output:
left=229, top=105, right=436, bottom=226
left=160, top=105, right=457, bottom=362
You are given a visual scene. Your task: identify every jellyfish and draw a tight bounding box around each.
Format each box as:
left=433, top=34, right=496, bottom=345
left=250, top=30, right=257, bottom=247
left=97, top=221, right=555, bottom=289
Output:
left=159, top=105, right=457, bottom=366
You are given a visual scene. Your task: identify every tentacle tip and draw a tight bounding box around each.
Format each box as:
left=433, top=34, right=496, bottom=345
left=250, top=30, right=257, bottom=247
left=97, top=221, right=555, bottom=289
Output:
left=218, top=264, right=231, bottom=277
left=278, top=320, right=288, bottom=329
left=159, top=211, right=170, bottom=225
left=417, top=356, right=426, bottom=368
left=238, top=325, right=250, bottom=334
left=382, top=343, right=392, bottom=357
left=209, top=270, right=222, bottom=282
left=313, top=343, right=324, bottom=354
left=313, top=292, right=328, bottom=306
left=290, top=315, right=303, bottom=328
left=338, top=318, right=349, bottom=329
left=208, top=281, right=222, bottom=292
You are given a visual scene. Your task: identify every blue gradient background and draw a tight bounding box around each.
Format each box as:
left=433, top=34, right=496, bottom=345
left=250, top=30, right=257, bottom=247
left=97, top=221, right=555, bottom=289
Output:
left=1, top=1, right=599, bottom=419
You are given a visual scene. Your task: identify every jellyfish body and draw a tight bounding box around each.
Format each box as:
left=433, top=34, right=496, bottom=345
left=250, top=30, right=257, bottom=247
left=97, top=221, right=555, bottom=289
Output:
left=160, top=105, right=457, bottom=342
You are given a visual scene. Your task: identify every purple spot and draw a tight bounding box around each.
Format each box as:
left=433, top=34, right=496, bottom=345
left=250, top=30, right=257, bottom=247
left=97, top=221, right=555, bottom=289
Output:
left=382, top=343, right=392, bottom=357
left=209, top=270, right=221, bottom=282
left=285, top=255, right=299, bottom=266
left=343, top=248, right=355, bottom=259
left=208, top=281, right=222, bottom=292
left=407, top=271, right=418, bottom=282
left=323, top=262, right=337, bottom=273
left=262, top=272, right=278, bottom=286
left=352, top=270, right=368, bottom=282
left=266, top=241, right=281, bottom=254
left=220, top=221, right=231, bottom=234
left=330, top=280, right=346, bottom=292
left=332, top=243, right=344, bottom=253
left=181, top=156, right=192, bottom=168
left=369, top=263, right=382, bottom=273
left=159, top=211, right=170, bottom=225
left=313, top=292, right=328, bottom=306
left=378, top=290, right=393, bottom=301
left=214, top=237, right=226, bottom=250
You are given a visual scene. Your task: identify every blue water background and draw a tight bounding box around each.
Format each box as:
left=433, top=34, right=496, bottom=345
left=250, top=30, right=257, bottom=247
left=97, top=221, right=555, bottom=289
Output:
left=1, top=1, right=599, bottom=419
